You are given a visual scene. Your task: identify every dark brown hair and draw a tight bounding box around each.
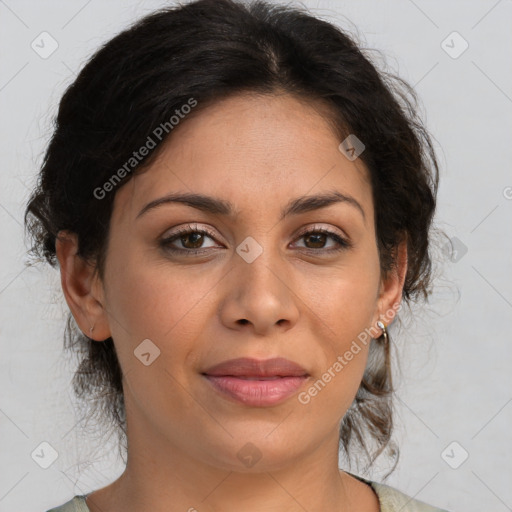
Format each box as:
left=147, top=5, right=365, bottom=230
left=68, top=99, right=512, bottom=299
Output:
left=24, top=0, right=444, bottom=478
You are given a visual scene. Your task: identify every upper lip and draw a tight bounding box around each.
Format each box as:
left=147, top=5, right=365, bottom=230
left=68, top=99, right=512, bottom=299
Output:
left=202, top=357, right=309, bottom=377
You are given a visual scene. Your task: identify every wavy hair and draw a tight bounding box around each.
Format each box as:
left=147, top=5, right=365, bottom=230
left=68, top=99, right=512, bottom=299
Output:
left=24, top=0, right=444, bottom=478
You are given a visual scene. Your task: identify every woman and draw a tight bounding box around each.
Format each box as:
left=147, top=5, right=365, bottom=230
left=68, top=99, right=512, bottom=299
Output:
left=24, top=0, right=451, bottom=510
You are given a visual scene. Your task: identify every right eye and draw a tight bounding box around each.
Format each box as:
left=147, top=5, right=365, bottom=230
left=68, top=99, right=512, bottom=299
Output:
left=160, top=224, right=222, bottom=256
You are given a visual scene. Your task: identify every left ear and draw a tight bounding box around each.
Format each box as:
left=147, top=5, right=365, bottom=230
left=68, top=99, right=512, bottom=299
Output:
left=373, top=239, right=408, bottom=326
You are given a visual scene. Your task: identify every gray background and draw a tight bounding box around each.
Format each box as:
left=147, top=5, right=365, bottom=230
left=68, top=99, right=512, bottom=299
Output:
left=1, top=0, right=511, bottom=511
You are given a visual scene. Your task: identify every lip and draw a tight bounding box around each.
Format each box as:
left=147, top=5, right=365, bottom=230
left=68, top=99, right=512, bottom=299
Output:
left=202, top=357, right=309, bottom=378
left=201, top=357, right=310, bottom=407
left=203, top=375, right=309, bottom=406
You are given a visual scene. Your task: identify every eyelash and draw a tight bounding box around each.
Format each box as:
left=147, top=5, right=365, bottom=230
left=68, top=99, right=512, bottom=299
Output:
left=160, top=223, right=353, bottom=257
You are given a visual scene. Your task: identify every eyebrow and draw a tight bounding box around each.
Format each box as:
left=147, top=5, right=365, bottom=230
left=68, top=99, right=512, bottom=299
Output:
left=136, top=190, right=366, bottom=223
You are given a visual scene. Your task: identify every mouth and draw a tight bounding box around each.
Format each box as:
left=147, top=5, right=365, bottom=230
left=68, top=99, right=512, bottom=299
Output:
left=201, top=357, right=310, bottom=406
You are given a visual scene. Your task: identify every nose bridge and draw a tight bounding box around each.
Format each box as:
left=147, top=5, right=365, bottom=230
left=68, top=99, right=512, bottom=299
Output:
left=220, top=234, right=299, bottom=333
left=234, top=233, right=286, bottom=298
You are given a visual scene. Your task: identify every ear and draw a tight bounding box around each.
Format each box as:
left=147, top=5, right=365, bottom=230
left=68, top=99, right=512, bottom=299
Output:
left=373, top=239, right=408, bottom=327
left=55, top=230, right=111, bottom=341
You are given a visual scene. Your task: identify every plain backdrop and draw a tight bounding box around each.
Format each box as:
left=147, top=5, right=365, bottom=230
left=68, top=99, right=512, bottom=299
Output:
left=1, top=1, right=511, bottom=511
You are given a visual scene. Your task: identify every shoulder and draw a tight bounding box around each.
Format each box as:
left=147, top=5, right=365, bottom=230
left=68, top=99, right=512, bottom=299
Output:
left=346, top=472, right=451, bottom=512
left=45, top=495, right=89, bottom=512
left=370, top=480, right=451, bottom=512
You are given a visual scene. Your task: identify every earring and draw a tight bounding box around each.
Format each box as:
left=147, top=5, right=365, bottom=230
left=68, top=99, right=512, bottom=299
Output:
left=376, top=320, right=388, bottom=344
left=89, top=324, right=95, bottom=337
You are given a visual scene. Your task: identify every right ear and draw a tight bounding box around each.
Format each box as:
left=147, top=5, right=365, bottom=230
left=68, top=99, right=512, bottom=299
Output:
left=55, top=230, right=111, bottom=341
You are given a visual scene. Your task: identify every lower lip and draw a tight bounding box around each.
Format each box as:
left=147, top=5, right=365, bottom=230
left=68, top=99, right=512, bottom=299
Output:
left=203, top=375, right=309, bottom=406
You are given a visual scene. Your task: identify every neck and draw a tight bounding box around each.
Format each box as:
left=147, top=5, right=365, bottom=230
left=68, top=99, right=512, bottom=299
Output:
left=86, top=415, right=358, bottom=512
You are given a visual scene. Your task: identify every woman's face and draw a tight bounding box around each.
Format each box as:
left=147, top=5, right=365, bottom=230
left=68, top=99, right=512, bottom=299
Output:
left=83, top=92, right=405, bottom=471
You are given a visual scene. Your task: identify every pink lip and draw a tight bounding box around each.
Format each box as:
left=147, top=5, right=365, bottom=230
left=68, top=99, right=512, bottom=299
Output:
left=202, top=357, right=310, bottom=407
left=203, top=375, right=309, bottom=406
left=202, top=357, right=308, bottom=377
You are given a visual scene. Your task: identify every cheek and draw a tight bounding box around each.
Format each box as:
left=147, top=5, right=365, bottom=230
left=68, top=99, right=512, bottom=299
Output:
left=303, top=254, right=380, bottom=405
left=103, top=260, right=216, bottom=421
left=313, top=255, right=380, bottom=340
left=104, top=251, right=219, bottom=369
left=294, top=324, right=372, bottom=437
left=298, top=293, right=374, bottom=426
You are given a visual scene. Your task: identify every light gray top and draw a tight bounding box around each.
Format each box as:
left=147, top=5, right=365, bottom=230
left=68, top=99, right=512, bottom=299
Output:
left=45, top=473, right=451, bottom=512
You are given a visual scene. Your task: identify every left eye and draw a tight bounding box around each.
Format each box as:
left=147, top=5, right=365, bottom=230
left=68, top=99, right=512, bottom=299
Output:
left=160, top=225, right=351, bottom=255
left=293, top=228, right=350, bottom=251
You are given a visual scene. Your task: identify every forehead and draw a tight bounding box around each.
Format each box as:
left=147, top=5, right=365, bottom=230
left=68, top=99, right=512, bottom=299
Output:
left=112, top=92, right=373, bottom=226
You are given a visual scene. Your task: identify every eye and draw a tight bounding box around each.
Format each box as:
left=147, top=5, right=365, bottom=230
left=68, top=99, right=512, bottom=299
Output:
left=160, top=223, right=220, bottom=256
left=160, top=223, right=353, bottom=257
left=292, top=227, right=352, bottom=253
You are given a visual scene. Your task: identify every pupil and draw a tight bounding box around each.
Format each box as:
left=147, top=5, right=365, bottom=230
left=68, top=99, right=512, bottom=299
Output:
left=306, top=233, right=325, bottom=248
left=183, top=233, right=203, bottom=248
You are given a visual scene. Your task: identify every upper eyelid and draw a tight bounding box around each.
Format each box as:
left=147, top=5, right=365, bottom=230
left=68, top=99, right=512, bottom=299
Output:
left=294, top=224, right=346, bottom=238
left=163, top=222, right=346, bottom=237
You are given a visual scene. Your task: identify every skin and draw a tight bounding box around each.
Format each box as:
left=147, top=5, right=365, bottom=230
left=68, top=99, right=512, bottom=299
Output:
left=56, top=92, right=407, bottom=512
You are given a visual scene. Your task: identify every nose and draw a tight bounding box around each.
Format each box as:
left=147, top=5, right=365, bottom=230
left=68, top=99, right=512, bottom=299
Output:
left=218, top=252, right=300, bottom=336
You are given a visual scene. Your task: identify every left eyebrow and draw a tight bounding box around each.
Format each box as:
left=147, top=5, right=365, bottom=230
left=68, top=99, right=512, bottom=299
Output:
left=136, top=190, right=366, bottom=223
